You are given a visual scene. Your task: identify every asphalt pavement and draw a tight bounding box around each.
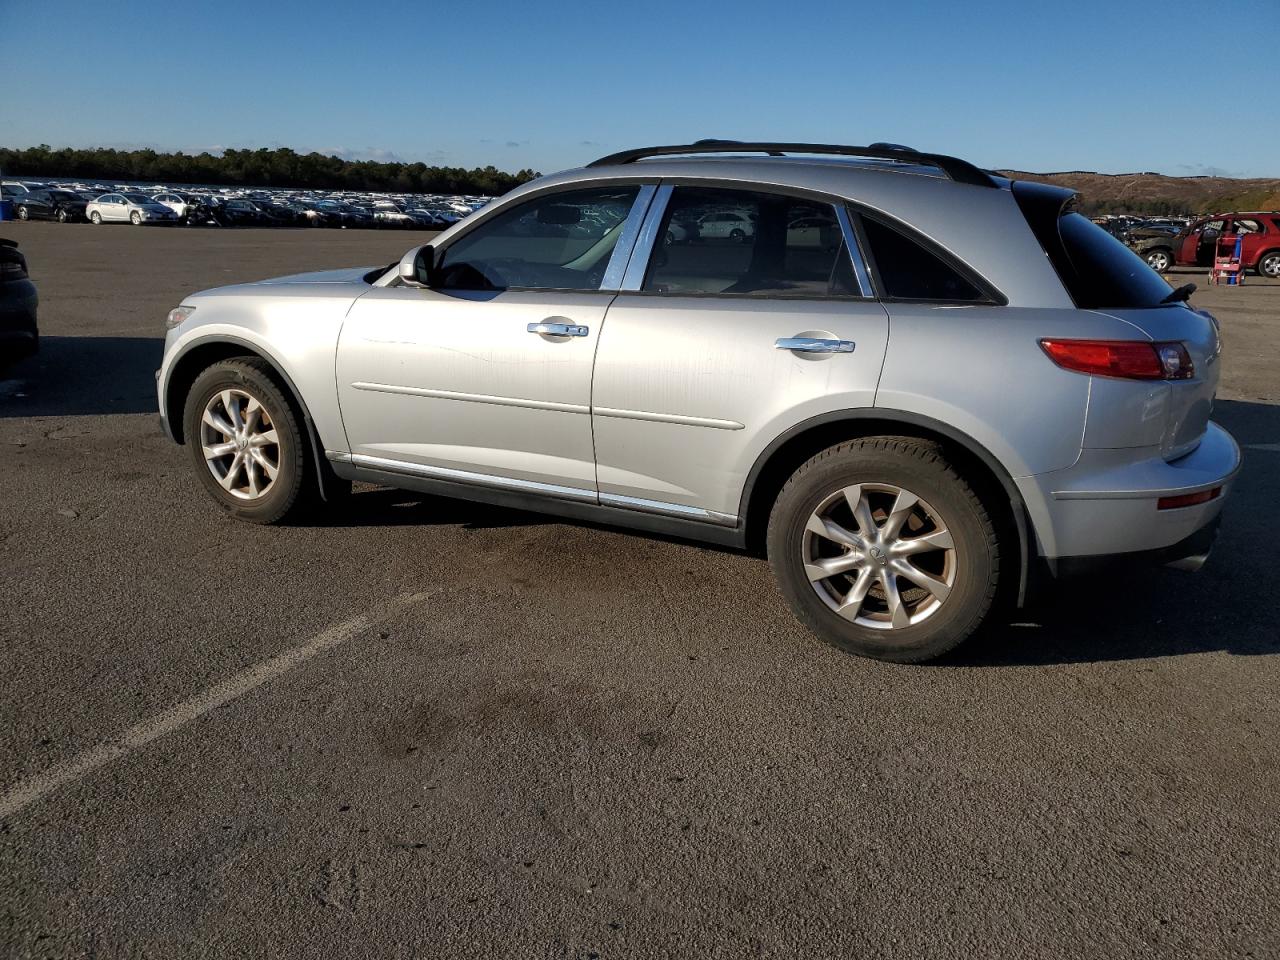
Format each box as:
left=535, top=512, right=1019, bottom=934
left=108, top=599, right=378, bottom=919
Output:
left=1, top=223, right=1278, bottom=958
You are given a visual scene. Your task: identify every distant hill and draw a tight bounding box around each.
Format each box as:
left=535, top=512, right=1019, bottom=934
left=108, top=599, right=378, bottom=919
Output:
left=998, top=170, right=1280, bottom=216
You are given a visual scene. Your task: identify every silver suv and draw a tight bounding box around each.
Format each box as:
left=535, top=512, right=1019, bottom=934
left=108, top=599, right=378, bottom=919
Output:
left=156, top=141, right=1240, bottom=662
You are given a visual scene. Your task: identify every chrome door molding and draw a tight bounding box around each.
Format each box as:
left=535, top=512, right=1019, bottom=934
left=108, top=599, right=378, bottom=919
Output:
left=340, top=452, right=740, bottom=526
left=349, top=381, right=591, bottom=415
left=619, top=184, right=674, bottom=291
left=349, top=453, right=598, bottom=503
left=597, top=492, right=737, bottom=527
left=592, top=406, right=745, bottom=431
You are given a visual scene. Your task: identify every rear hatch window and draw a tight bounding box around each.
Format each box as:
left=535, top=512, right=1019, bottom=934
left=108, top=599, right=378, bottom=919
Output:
left=1013, top=182, right=1174, bottom=309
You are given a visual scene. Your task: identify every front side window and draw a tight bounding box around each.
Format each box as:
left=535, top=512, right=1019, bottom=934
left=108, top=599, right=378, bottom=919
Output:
left=643, top=187, right=856, bottom=297
left=435, top=186, right=639, bottom=291
left=858, top=216, right=986, bottom=302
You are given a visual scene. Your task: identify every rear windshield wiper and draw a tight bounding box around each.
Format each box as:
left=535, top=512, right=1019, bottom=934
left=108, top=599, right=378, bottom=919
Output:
left=1161, top=282, right=1196, bottom=304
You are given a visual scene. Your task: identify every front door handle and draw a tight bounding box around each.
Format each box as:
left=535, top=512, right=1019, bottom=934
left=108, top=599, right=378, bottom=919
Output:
left=775, top=337, right=855, bottom=354
left=528, top=320, right=588, bottom=337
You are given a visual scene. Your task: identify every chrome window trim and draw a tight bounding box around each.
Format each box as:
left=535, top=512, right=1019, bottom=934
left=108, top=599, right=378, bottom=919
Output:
left=619, top=184, right=674, bottom=291
left=834, top=204, right=873, bottom=297
left=601, top=184, right=658, bottom=290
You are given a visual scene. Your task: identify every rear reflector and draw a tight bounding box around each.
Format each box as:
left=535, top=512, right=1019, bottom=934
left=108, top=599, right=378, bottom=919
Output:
left=1157, top=488, right=1221, bottom=510
left=1039, top=339, right=1194, bottom=380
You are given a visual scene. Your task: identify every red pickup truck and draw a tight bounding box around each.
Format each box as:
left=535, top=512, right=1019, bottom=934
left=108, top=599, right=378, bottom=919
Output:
left=1141, top=211, right=1280, bottom=278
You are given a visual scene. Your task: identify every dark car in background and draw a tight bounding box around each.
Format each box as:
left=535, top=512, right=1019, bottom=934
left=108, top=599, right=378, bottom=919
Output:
left=0, top=238, right=38, bottom=364
left=214, top=199, right=270, bottom=226
left=12, top=188, right=89, bottom=223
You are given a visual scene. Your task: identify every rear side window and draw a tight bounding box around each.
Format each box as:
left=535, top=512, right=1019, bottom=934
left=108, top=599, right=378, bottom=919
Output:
left=643, top=187, right=858, bottom=297
left=858, top=216, right=986, bottom=302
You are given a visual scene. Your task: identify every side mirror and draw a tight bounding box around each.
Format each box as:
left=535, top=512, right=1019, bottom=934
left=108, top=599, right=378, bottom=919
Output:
left=398, top=244, right=435, bottom=287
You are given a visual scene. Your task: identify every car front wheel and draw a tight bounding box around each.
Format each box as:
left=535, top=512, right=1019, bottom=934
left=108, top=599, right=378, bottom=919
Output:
left=767, top=437, right=999, bottom=663
left=130, top=211, right=142, bottom=225
left=1145, top=248, right=1173, bottom=272
left=1258, top=252, right=1280, bottom=279
left=56, top=208, right=69, bottom=223
left=182, top=358, right=311, bottom=524
left=89, top=211, right=102, bottom=224
left=16, top=206, right=29, bottom=221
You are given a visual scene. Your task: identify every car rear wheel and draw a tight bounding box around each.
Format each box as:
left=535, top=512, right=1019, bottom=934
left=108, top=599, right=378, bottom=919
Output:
left=16, top=206, right=29, bottom=221
left=130, top=211, right=142, bottom=225
left=767, top=437, right=999, bottom=663
left=1258, top=251, right=1280, bottom=279
left=730, top=228, right=745, bottom=242
left=89, top=211, right=102, bottom=224
left=56, top=208, right=68, bottom=223
left=1145, top=248, right=1173, bottom=272
left=182, top=358, right=311, bottom=524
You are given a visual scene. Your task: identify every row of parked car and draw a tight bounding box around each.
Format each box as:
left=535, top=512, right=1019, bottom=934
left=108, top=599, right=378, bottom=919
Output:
left=0, top=180, right=488, bottom=229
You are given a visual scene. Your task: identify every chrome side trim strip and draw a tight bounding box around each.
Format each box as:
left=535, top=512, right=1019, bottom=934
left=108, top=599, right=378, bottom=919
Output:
left=350, top=381, right=590, bottom=415
left=835, top=204, right=873, bottom=297
left=599, top=492, right=738, bottom=527
left=620, top=184, right=674, bottom=291
left=601, top=184, right=658, bottom=290
left=325, top=450, right=353, bottom=464
left=592, top=406, right=745, bottom=431
left=345, top=453, right=739, bottom=527
left=349, top=454, right=598, bottom=503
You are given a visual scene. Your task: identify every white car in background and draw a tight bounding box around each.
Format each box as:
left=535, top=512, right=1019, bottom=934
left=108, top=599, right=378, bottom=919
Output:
left=153, top=192, right=196, bottom=221
left=697, top=209, right=756, bottom=241
left=86, top=193, right=179, bottom=225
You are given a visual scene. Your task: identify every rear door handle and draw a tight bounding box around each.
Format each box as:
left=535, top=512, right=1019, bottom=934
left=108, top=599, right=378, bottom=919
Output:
left=528, top=320, right=588, bottom=337
left=775, top=337, right=855, bottom=354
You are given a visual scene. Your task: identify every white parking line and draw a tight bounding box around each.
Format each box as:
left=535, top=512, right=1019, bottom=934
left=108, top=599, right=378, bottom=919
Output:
left=0, top=591, right=430, bottom=821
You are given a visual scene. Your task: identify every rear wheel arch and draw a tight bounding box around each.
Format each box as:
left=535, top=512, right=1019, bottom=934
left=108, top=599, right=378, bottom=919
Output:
left=740, top=410, right=1031, bottom=605
left=164, top=337, right=342, bottom=501
left=1255, top=248, right=1280, bottom=276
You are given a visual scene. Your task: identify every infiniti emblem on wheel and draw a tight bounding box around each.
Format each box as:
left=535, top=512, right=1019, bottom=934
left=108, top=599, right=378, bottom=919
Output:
left=869, top=546, right=886, bottom=564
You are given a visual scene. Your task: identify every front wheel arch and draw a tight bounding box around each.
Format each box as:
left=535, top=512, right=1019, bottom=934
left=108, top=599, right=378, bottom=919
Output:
left=163, top=337, right=341, bottom=502
left=740, top=410, right=1030, bottom=606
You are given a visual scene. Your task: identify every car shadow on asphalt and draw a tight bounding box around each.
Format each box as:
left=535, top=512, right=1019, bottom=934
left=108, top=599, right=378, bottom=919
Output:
left=950, top=398, right=1279, bottom=666
left=0, top=335, right=162, bottom=418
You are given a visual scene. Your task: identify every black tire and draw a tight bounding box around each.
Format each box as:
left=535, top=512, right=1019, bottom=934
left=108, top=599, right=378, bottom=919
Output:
left=730, top=227, right=745, bottom=242
left=1144, top=247, right=1174, bottom=273
left=16, top=206, right=29, bottom=221
left=89, top=211, right=102, bottom=224
left=766, top=437, right=999, bottom=663
left=182, top=358, right=311, bottom=524
left=1257, top=251, right=1280, bottom=279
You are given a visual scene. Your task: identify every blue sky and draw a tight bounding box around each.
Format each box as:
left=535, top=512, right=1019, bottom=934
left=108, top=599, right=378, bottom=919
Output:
left=2, top=0, right=1276, bottom=178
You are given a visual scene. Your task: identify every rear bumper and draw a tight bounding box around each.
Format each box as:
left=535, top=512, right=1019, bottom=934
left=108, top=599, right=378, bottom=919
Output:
left=1018, top=421, right=1240, bottom=568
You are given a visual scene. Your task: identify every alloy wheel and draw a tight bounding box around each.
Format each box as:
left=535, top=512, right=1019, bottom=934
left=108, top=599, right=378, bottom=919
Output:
left=802, top=482, right=956, bottom=630
left=199, top=388, right=281, bottom=500
left=1263, top=254, right=1280, bottom=278
left=1147, top=251, right=1171, bottom=271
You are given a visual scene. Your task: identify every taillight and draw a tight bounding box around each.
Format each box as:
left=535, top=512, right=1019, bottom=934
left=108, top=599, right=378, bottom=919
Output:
left=1157, top=488, right=1220, bottom=510
left=1039, top=339, right=1194, bottom=381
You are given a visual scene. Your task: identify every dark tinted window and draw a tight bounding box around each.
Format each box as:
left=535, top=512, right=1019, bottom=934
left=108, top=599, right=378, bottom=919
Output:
left=859, top=216, right=985, bottom=301
left=643, top=187, right=857, bottom=297
left=437, top=186, right=638, bottom=291
left=1055, top=213, right=1174, bottom=308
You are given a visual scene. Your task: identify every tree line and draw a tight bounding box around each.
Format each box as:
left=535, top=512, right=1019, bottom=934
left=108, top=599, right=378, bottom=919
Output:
left=0, top=145, right=539, bottom=195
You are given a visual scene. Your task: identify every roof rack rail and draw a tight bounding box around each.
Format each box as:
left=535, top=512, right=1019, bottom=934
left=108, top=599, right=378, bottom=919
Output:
left=586, top=140, right=998, bottom=188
